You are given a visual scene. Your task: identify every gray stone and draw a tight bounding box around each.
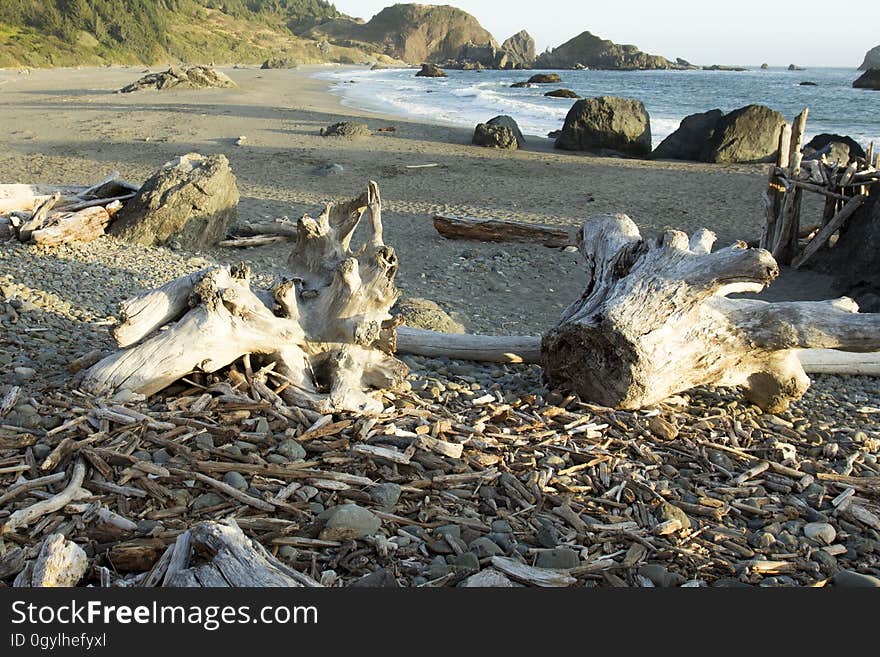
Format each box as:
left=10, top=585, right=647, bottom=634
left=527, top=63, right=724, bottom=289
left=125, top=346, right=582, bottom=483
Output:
left=528, top=73, right=562, bottom=84
left=803, top=522, right=836, bottom=545
left=459, top=568, right=517, bottom=587
left=535, top=548, right=580, bottom=570
left=469, top=536, right=504, bottom=558
left=639, top=564, right=686, bottom=587
left=434, top=525, right=461, bottom=540
left=319, top=504, right=381, bottom=540
left=448, top=552, right=480, bottom=570
left=651, top=109, right=723, bottom=161
left=555, top=96, right=652, bottom=157
left=110, top=153, right=239, bottom=249
left=119, top=66, right=237, bottom=93
left=491, top=519, right=513, bottom=534
left=369, top=482, right=401, bottom=508
left=191, top=492, right=225, bottom=511
left=277, top=438, right=307, bottom=461
left=702, top=104, right=787, bottom=163
left=32, top=443, right=51, bottom=460
left=350, top=568, right=399, bottom=587
left=833, top=570, right=880, bottom=587
left=222, top=471, right=248, bottom=491
left=316, top=163, right=344, bottom=176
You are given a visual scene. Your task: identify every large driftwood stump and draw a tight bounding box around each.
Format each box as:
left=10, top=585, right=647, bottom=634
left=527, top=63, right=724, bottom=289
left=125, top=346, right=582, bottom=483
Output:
left=541, top=213, right=880, bottom=412
left=83, top=182, right=407, bottom=413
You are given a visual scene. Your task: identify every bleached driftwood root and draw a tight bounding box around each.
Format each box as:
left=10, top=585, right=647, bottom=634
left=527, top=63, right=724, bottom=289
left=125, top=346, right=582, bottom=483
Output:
left=1, top=459, right=87, bottom=535
left=83, top=182, right=407, bottom=413
left=540, top=214, right=880, bottom=412
left=146, top=520, right=321, bottom=588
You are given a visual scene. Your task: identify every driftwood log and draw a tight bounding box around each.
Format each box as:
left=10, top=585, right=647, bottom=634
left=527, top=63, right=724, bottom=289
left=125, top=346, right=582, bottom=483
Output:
left=403, top=214, right=880, bottom=412
left=145, top=520, right=321, bottom=587
left=83, top=182, right=407, bottom=413
left=433, top=214, right=574, bottom=248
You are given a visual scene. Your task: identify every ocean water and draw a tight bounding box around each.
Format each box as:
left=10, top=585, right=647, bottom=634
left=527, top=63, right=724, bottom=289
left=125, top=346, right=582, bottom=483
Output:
left=317, top=66, right=880, bottom=149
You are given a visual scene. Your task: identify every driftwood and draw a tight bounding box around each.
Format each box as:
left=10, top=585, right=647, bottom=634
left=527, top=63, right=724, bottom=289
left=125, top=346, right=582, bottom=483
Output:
left=540, top=214, right=880, bottom=411
left=148, top=520, right=322, bottom=587
left=83, top=182, right=408, bottom=413
left=395, top=330, right=880, bottom=376
left=433, top=214, right=574, bottom=248
left=1, top=173, right=138, bottom=245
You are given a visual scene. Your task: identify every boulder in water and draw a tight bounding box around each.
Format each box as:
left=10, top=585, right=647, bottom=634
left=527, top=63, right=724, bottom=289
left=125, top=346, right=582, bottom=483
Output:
left=528, top=73, right=562, bottom=83
left=544, top=88, right=581, bottom=98
left=416, top=63, right=448, bottom=78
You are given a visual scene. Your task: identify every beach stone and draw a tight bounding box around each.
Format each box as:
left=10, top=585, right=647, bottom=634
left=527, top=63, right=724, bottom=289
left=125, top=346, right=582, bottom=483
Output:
left=459, top=568, right=516, bottom=587
left=319, top=122, right=371, bottom=138
left=833, top=570, right=880, bottom=587
left=277, top=438, right=306, bottom=461
left=535, top=548, right=580, bottom=570
left=191, top=493, right=225, bottom=511
left=448, top=552, right=480, bottom=570
left=469, top=536, right=504, bottom=558
left=316, top=163, right=344, bottom=176
left=393, top=297, right=465, bottom=333
left=555, top=96, right=652, bottom=157
left=222, top=471, right=248, bottom=491
left=350, top=568, right=399, bottom=588
left=320, top=504, right=381, bottom=540
left=651, top=109, right=723, bottom=161
left=472, top=116, right=521, bottom=150
left=111, top=153, right=238, bottom=249
left=853, top=69, right=880, bottom=90
left=702, top=104, right=787, bottom=163
left=544, top=88, right=581, bottom=98
left=803, top=133, right=866, bottom=165
left=32, top=443, right=51, bottom=460
left=803, top=522, right=836, bottom=545
left=415, top=63, right=447, bottom=78
left=657, top=502, right=691, bottom=530
left=639, top=564, right=686, bottom=587
left=528, top=73, right=562, bottom=83
left=369, top=482, right=401, bottom=508
left=194, top=434, right=214, bottom=451
left=491, top=519, right=514, bottom=534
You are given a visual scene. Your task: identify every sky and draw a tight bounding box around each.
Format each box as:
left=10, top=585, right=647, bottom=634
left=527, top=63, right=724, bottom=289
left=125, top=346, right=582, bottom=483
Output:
left=330, top=1, right=879, bottom=67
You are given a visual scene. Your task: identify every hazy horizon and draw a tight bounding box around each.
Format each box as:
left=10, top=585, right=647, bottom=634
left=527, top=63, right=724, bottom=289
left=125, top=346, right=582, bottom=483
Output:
left=331, top=1, right=878, bottom=68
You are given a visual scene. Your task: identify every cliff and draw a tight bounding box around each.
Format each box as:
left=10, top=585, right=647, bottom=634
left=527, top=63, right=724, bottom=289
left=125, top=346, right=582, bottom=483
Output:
left=308, top=3, right=498, bottom=64
left=535, top=30, right=675, bottom=70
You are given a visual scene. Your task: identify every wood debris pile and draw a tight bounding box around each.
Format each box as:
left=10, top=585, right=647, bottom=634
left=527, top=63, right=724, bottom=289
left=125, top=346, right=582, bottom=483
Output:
left=1, top=375, right=878, bottom=588
left=0, top=173, right=138, bottom=247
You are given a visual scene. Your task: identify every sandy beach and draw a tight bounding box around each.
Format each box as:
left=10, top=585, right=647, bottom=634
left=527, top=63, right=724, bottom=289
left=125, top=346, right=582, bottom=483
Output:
left=1, top=65, right=878, bottom=589
left=0, top=65, right=837, bottom=338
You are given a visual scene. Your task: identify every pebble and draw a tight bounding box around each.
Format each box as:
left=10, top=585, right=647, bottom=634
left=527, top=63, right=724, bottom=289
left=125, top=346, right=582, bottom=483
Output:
left=369, top=483, right=401, bottom=508
left=803, top=522, right=836, bottom=545
left=656, top=502, right=691, bottom=531
left=277, top=438, right=307, bottom=461
left=459, top=569, right=516, bottom=587
left=536, top=521, right=560, bottom=548
left=832, top=570, right=880, bottom=588
left=319, top=504, right=381, bottom=540
left=469, top=537, right=504, bottom=558
left=535, top=548, right=580, bottom=570
left=191, top=492, right=225, bottom=511
left=350, top=569, right=399, bottom=588
left=638, top=564, right=686, bottom=588
left=222, top=471, right=248, bottom=491
left=448, top=552, right=480, bottom=571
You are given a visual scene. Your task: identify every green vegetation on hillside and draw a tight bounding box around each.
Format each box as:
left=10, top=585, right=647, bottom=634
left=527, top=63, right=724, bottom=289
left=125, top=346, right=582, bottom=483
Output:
left=0, top=0, right=354, bottom=68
